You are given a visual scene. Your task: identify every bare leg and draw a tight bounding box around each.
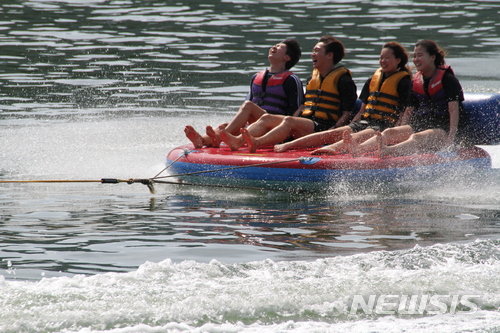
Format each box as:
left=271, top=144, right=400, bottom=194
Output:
left=344, top=128, right=378, bottom=157
left=341, top=130, right=357, bottom=155
left=381, top=128, right=447, bottom=157
left=221, top=114, right=309, bottom=152
left=219, top=129, right=245, bottom=151
left=219, top=113, right=288, bottom=151
left=274, top=126, right=347, bottom=153
left=221, top=113, right=292, bottom=151
left=349, top=126, right=414, bottom=157
left=325, top=129, right=374, bottom=155
left=346, top=135, right=377, bottom=157
left=248, top=117, right=316, bottom=152
left=377, top=130, right=420, bottom=158
left=310, top=143, right=340, bottom=155
left=184, top=125, right=210, bottom=148
left=246, top=114, right=287, bottom=138
left=224, top=101, right=267, bottom=135
left=310, top=128, right=357, bottom=155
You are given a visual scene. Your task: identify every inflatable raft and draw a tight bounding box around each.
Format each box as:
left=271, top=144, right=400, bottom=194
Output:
left=166, top=93, right=499, bottom=190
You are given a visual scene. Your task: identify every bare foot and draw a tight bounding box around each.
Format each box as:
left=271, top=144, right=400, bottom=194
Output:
left=343, top=130, right=360, bottom=156
left=219, top=129, right=244, bottom=151
left=217, top=123, right=228, bottom=131
left=184, top=125, right=205, bottom=148
left=274, top=142, right=290, bottom=153
left=310, top=135, right=347, bottom=155
left=206, top=126, right=220, bottom=148
left=311, top=146, right=337, bottom=155
left=241, top=128, right=258, bottom=153
left=375, top=131, right=387, bottom=158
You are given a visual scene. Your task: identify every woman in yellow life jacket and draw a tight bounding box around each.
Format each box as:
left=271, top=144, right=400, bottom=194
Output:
left=274, top=41, right=412, bottom=154
left=219, top=36, right=358, bottom=153
left=346, top=39, right=464, bottom=158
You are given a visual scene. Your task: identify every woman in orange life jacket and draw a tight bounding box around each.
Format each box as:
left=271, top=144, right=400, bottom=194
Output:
left=184, top=38, right=304, bottom=148
left=219, top=36, right=357, bottom=153
left=345, top=39, right=465, bottom=158
left=273, top=41, right=412, bottom=154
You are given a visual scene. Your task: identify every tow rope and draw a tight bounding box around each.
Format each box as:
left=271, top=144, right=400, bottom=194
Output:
left=0, top=149, right=320, bottom=193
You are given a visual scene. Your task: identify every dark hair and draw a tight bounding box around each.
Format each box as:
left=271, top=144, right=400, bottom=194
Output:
left=383, top=41, right=411, bottom=75
left=415, top=39, right=446, bottom=67
left=318, top=35, right=345, bottom=65
left=281, top=38, right=301, bottom=70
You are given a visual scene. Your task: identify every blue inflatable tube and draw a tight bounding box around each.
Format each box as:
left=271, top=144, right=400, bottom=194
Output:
left=462, top=93, right=500, bottom=144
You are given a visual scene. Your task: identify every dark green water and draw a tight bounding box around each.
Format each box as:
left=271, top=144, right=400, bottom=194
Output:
left=1, top=1, right=500, bottom=332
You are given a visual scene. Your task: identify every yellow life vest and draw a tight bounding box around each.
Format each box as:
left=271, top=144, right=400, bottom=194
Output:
left=301, top=66, right=350, bottom=121
left=363, top=68, right=410, bottom=124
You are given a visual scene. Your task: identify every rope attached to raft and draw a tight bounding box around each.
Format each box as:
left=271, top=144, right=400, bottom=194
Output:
left=0, top=149, right=318, bottom=193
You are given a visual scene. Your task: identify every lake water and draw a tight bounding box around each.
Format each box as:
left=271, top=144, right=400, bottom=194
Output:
left=1, top=0, right=500, bottom=332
